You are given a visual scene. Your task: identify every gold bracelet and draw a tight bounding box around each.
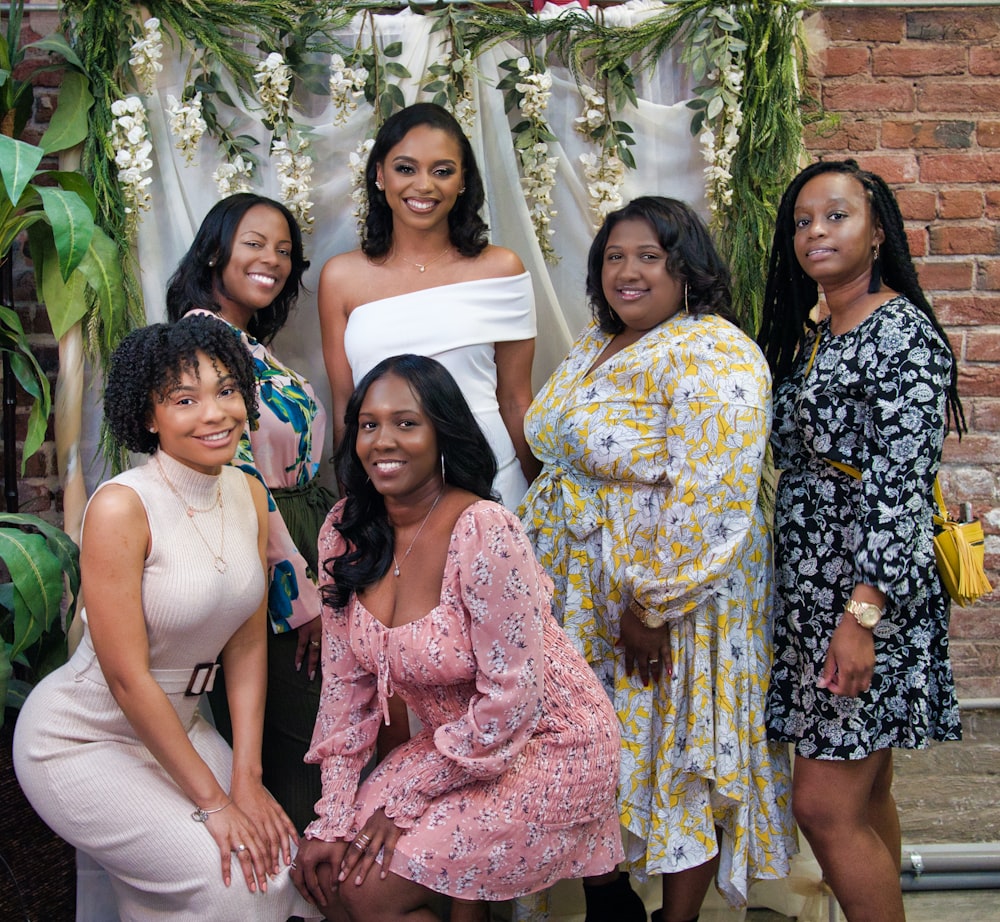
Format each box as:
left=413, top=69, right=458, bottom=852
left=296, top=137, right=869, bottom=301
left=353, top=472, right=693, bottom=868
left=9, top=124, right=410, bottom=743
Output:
left=627, top=599, right=667, bottom=630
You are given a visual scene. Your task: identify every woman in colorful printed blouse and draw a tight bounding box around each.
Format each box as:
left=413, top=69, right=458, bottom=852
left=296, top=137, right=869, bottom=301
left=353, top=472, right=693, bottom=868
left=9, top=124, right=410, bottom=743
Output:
left=757, top=159, right=965, bottom=922
left=167, top=193, right=336, bottom=832
left=520, top=196, right=795, bottom=922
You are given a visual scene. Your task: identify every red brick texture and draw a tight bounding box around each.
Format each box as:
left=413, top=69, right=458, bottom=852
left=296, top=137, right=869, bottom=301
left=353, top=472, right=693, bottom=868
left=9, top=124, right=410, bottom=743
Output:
left=807, top=7, right=1000, bottom=697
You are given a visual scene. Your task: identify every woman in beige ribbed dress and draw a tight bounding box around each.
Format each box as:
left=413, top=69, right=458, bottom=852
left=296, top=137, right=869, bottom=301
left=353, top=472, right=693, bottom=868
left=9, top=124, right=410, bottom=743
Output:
left=13, top=316, right=318, bottom=921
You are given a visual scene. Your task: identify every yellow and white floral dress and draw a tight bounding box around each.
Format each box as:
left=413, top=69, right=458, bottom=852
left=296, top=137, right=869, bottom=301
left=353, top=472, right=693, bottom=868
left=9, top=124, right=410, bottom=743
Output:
left=520, top=314, right=795, bottom=907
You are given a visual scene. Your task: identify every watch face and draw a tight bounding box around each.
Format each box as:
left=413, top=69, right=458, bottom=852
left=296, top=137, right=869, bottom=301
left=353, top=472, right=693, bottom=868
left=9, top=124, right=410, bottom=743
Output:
left=858, top=607, right=881, bottom=628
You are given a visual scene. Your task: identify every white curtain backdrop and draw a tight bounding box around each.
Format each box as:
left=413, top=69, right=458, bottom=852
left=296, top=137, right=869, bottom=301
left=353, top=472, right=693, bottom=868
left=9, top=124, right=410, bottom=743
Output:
left=106, top=0, right=707, bottom=494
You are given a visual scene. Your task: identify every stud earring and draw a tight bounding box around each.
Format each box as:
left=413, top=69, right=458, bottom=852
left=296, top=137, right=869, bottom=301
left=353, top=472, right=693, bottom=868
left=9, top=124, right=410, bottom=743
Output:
left=148, top=427, right=157, bottom=434
left=458, top=187, right=465, bottom=195
left=375, top=180, right=384, bottom=191
left=207, top=257, right=217, bottom=267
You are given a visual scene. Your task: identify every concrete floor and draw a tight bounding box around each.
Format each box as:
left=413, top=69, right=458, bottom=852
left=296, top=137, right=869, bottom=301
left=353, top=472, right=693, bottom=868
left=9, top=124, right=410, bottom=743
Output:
left=746, top=888, right=1000, bottom=921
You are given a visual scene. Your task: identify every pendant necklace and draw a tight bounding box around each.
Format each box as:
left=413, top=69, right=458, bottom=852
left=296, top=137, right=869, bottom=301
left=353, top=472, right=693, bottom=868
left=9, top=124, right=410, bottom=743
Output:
left=155, top=455, right=228, bottom=574
left=393, top=245, right=452, bottom=273
left=392, top=489, right=444, bottom=577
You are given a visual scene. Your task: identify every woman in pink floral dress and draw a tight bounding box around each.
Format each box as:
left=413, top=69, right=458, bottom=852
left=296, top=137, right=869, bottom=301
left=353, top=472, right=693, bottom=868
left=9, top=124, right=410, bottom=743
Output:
left=291, top=355, right=623, bottom=922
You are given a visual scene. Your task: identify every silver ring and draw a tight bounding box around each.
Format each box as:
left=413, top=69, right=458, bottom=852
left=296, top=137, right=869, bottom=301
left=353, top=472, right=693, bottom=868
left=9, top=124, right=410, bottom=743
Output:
left=236, top=844, right=247, bottom=853
left=309, top=640, right=321, bottom=647
left=648, top=659, right=659, bottom=664
left=290, top=861, right=297, bottom=870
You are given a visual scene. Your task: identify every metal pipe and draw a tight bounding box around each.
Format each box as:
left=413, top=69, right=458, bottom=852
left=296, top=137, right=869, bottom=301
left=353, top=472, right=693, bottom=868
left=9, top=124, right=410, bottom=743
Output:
left=902, top=871, right=1000, bottom=891
left=903, top=843, right=1000, bottom=875
left=959, top=697, right=1000, bottom=711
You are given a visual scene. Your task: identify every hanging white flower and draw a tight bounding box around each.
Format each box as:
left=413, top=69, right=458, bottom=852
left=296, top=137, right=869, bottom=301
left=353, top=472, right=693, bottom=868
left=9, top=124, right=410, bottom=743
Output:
left=165, top=93, right=207, bottom=165
left=329, top=54, right=368, bottom=127
left=574, top=85, right=606, bottom=134
left=272, top=133, right=314, bottom=232
left=255, top=52, right=292, bottom=127
left=349, top=137, right=375, bottom=238
left=213, top=155, right=254, bottom=198
left=128, top=17, right=163, bottom=95
left=108, top=96, right=154, bottom=226
left=580, top=151, right=625, bottom=230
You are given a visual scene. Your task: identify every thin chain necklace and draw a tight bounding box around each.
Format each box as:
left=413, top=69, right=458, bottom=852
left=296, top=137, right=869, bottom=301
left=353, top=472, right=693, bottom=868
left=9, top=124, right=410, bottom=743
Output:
left=155, top=455, right=228, bottom=574
left=392, top=489, right=444, bottom=577
left=392, top=244, right=452, bottom=273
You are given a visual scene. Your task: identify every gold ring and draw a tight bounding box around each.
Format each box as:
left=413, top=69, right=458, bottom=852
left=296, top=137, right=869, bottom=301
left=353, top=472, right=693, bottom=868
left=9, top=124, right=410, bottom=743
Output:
left=309, top=640, right=321, bottom=647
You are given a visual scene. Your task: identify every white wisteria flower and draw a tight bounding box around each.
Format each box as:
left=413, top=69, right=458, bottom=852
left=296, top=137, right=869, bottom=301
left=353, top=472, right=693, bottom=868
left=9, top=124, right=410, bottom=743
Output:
left=349, top=137, right=375, bottom=238
left=272, top=133, right=315, bottom=232
left=108, top=96, right=153, bottom=225
left=580, top=151, right=625, bottom=230
left=255, top=52, right=292, bottom=127
left=129, top=17, right=163, bottom=95
left=510, top=57, right=559, bottom=262
left=212, top=155, right=254, bottom=198
left=574, top=85, right=606, bottom=134
left=329, top=54, right=368, bottom=127
left=165, top=93, right=207, bottom=165
left=447, top=51, right=477, bottom=135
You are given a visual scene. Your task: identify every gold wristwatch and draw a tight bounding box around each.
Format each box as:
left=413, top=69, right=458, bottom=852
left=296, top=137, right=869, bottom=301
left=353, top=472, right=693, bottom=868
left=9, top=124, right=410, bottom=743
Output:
left=845, top=599, right=884, bottom=629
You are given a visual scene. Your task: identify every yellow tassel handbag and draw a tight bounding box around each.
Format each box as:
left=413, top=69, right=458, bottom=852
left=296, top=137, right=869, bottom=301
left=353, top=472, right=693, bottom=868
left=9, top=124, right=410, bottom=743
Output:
left=932, top=479, right=992, bottom=607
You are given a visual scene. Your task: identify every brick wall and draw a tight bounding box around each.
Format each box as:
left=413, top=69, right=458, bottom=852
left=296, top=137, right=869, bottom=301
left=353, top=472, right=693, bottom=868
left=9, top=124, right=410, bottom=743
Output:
left=3, top=5, right=998, bottom=695
left=806, top=5, right=1000, bottom=698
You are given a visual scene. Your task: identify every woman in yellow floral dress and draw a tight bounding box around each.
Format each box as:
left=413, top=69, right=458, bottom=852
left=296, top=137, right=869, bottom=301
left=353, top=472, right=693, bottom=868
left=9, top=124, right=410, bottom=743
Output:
left=520, top=197, right=795, bottom=922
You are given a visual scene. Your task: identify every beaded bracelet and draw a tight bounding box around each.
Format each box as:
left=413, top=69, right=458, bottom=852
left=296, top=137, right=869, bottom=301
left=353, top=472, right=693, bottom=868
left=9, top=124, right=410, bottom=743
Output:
left=192, top=799, right=232, bottom=823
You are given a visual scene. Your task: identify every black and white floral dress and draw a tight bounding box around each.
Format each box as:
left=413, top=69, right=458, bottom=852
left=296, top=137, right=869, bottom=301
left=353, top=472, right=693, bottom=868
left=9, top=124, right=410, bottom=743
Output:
left=766, top=295, right=961, bottom=760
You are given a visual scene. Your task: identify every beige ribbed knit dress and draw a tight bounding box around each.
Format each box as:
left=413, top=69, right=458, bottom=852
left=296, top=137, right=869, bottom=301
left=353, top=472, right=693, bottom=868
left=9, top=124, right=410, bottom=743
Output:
left=13, top=452, right=318, bottom=921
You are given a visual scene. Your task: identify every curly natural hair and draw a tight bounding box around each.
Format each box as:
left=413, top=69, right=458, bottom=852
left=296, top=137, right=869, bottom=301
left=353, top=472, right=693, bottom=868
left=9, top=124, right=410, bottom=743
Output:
left=585, top=196, right=735, bottom=334
left=165, top=193, right=309, bottom=345
left=362, top=103, right=488, bottom=259
left=103, top=314, right=258, bottom=455
left=757, top=158, right=965, bottom=433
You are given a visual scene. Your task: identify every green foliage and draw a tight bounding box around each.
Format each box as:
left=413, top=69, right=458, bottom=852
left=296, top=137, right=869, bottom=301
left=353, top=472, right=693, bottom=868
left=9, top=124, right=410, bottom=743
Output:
left=0, top=513, right=80, bottom=726
left=0, top=0, right=127, bottom=471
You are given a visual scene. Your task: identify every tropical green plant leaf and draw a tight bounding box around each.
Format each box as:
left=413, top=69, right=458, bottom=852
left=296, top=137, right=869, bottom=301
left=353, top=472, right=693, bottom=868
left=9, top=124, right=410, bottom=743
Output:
left=76, top=227, right=127, bottom=343
left=0, top=133, right=44, bottom=206
left=44, top=170, right=99, bottom=217
left=39, top=70, right=94, bottom=154
left=36, top=186, right=95, bottom=280
left=33, top=228, right=89, bottom=339
left=26, top=33, right=87, bottom=72
left=0, top=529, right=63, bottom=658
left=0, top=513, right=80, bottom=624
left=20, top=395, right=49, bottom=472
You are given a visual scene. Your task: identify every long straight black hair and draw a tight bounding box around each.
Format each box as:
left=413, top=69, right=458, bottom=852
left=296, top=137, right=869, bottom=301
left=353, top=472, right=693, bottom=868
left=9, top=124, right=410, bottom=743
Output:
left=323, top=354, right=497, bottom=608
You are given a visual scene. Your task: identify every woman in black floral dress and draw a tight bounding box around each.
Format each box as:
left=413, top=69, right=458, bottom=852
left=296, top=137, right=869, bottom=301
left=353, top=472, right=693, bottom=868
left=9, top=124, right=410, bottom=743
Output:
left=757, top=159, right=965, bottom=922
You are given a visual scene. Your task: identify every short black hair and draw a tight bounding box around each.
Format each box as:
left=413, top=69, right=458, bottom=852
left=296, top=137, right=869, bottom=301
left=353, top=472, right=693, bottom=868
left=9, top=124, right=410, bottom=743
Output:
left=325, top=354, right=497, bottom=608
left=585, top=195, right=734, bottom=334
left=104, top=314, right=258, bottom=455
left=165, top=193, right=309, bottom=344
left=362, top=103, right=488, bottom=259
left=757, top=158, right=965, bottom=432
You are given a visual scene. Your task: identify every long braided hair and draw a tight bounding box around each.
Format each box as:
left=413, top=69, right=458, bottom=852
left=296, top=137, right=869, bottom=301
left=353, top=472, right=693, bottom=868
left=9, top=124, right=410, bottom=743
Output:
left=757, top=158, right=965, bottom=434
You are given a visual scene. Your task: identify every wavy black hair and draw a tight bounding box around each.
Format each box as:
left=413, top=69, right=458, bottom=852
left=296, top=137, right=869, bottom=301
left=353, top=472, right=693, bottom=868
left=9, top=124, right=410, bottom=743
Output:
left=104, top=314, right=257, bottom=455
left=586, top=195, right=734, bottom=333
left=757, top=158, right=965, bottom=433
left=324, top=354, right=497, bottom=608
left=165, top=193, right=309, bottom=345
left=362, top=103, right=488, bottom=259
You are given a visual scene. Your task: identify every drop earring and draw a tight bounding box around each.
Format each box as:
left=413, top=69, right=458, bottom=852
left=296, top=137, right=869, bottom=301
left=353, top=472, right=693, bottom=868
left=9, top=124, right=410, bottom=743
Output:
left=868, top=242, right=882, bottom=294
left=683, top=282, right=690, bottom=314
left=441, top=453, right=446, bottom=483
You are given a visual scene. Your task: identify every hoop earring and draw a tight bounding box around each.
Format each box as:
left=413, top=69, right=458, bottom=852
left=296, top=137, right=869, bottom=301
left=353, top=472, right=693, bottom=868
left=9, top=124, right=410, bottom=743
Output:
left=684, top=283, right=690, bottom=314
left=868, top=243, right=882, bottom=294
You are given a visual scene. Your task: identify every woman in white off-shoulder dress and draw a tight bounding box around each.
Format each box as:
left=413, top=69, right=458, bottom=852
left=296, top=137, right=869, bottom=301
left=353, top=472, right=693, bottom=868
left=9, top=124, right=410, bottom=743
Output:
left=318, top=103, right=539, bottom=510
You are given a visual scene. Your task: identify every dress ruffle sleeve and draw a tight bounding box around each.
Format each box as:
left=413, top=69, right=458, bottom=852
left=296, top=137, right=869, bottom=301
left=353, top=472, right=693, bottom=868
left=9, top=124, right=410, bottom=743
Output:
left=378, top=504, right=548, bottom=827
left=303, top=507, right=381, bottom=841
left=628, top=329, right=772, bottom=622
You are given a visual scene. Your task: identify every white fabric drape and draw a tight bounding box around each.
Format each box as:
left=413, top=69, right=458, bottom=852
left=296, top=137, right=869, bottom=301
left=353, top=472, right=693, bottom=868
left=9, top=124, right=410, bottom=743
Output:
left=114, top=1, right=706, bottom=492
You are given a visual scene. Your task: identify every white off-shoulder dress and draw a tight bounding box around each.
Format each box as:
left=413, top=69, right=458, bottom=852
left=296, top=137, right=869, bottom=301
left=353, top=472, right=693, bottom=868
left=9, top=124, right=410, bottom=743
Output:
left=344, top=272, right=536, bottom=508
